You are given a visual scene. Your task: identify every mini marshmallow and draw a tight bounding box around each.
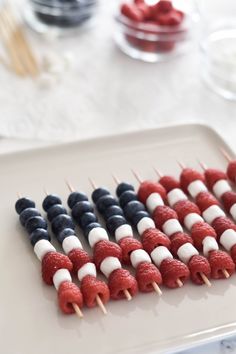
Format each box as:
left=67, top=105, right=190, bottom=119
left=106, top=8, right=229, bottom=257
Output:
left=213, top=180, right=231, bottom=199
left=202, top=205, right=225, bottom=225
left=188, top=180, right=207, bottom=198
left=230, top=204, right=236, bottom=221
left=177, top=243, right=199, bottom=264
left=77, top=262, right=96, bottom=281
left=202, top=236, right=219, bottom=257
left=88, top=227, right=109, bottom=248
left=130, top=249, right=151, bottom=268
left=62, top=235, right=82, bottom=255
left=53, top=269, right=72, bottom=290
left=162, top=219, right=183, bottom=236
left=146, top=193, right=164, bottom=213
left=34, top=239, right=56, bottom=261
left=137, top=217, right=155, bottom=235
left=151, top=246, right=173, bottom=267
left=100, top=256, right=121, bottom=278
left=115, top=224, right=133, bottom=242
left=167, top=188, right=187, bottom=207
left=184, top=213, right=204, bottom=231
left=220, top=229, right=236, bottom=251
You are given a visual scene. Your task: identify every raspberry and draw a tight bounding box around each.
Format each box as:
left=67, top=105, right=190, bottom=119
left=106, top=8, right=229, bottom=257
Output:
left=196, top=192, right=219, bottom=212
left=152, top=205, right=177, bottom=229
left=138, top=181, right=166, bottom=204
left=205, top=169, right=227, bottom=190
left=222, top=191, right=236, bottom=213
left=142, top=228, right=170, bottom=253
left=118, top=237, right=142, bottom=265
left=191, top=222, right=216, bottom=250
left=208, top=250, right=235, bottom=279
left=159, top=175, right=180, bottom=193
left=188, top=255, right=211, bottom=285
left=170, top=232, right=192, bottom=256
left=121, top=3, right=143, bottom=22
left=227, top=161, right=236, bottom=183
left=159, top=258, right=189, bottom=288
left=174, top=200, right=200, bottom=223
left=155, top=0, right=173, bottom=13
left=230, top=244, right=236, bottom=264
left=80, top=275, right=110, bottom=308
left=68, top=248, right=91, bottom=273
left=180, top=168, right=205, bottom=194
left=58, top=281, right=83, bottom=314
left=212, top=217, right=236, bottom=238
left=136, top=262, right=162, bottom=292
left=42, top=252, right=73, bottom=285
left=93, top=240, right=122, bottom=269
left=108, top=268, right=138, bottom=300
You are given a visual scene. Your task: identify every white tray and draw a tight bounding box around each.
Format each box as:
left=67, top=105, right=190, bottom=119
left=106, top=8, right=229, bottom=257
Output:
left=2, top=123, right=236, bottom=354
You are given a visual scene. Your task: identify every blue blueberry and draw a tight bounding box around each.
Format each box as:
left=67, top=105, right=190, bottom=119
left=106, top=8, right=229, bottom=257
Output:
left=92, top=187, right=110, bottom=204
left=123, top=200, right=146, bottom=221
left=15, top=198, right=35, bottom=215
left=67, top=191, right=88, bottom=209
left=51, top=214, right=75, bottom=235
left=96, top=195, right=118, bottom=214
left=47, top=204, right=67, bottom=222
left=25, top=216, right=47, bottom=234
left=42, top=194, right=62, bottom=212
left=30, top=228, right=50, bottom=246
left=72, top=201, right=94, bottom=221
left=103, top=205, right=124, bottom=221
left=107, top=215, right=127, bottom=235
left=116, top=182, right=135, bottom=198
left=119, top=191, right=137, bottom=208
left=131, top=211, right=150, bottom=227
left=84, top=222, right=101, bottom=239
left=20, top=208, right=41, bottom=226
left=57, top=228, right=76, bottom=243
left=80, top=212, right=97, bottom=229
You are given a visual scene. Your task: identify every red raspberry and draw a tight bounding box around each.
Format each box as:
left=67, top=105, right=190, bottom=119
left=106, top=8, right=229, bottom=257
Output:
left=142, top=228, right=170, bottom=253
left=42, top=252, right=73, bottom=285
left=222, top=191, right=236, bottom=213
left=170, top=232, right=193, bottom=256
left=137, top=3, right=152, bottom=19
left=227, top=160, right=236, bottom=183
left=68, top=248, right=91, bottom=273
left=196, top=192, right=219, bottom=212
left=58, top=281, right=83, bottom=314
left=188, top=255, right=211, bottom=285
left=230, top=244, right=236, bottom=264
left=205, top=168, right=227, bottom=190
left=138, top=181, right=166, bottom=204
left=208, top=250, right=235, bottom=278
left=159, top=175, right=180, bottom=193
left=212, top=216, right=236, bottom=238
left=174, top=200, right=200, bottom=223
left=180, top=168, right=205, bottom=194
left=80, top=275, right=110, bottom=308
left=191, top=221, right=216, bottom=250
left=121, top=3, right=143, bottom=22
left=156, top=10, right=182, bottom=26
left=136, top=262, right=162, bottom=292
left=93, top=240, right=122, bottom=269
left=152, top=205, right=177, bottom=229
left=108, top=268, right=138, bottom=300
left=159, top=258, right=189, bottom=288
left=134, top=0, right=144, bottom=4
left=118, top=237, right=142, bottom=265
left=155, top=0, right=173, bottom=14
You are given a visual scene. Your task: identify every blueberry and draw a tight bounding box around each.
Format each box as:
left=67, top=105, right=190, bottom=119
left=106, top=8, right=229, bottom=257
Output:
left=80, top=212, right=97, bottom=229
left=47, top=204, right=67, bottom=222
left=15, top=198, right=35, bottom=215
left=67, top=191, right=88, bottom=209
left=103, top=205, right=124, bottom=221
left=29, top=228, right=50, bottom=246
left=116, top=182, right=135, bottom=198
left=131, top=211, right=150, bottom=227
left=25, top=216, right=47, bottom=234
left=96, top=195, right=118, bottom=214
left=20, top=208, right=41, bottom=226
left=42, top=194, right=62, bottom=212
left=72, top=201, right=93, bottom=222
left=123, top=201, right=146, bottom=221
left=51, top=214, right=75, bottom=235
left=107, top=215, right=127, bottom=235
left=119, top=191, right=137, bottom=208
left=57, top=228, right=75, bottom=243
left=84, top=222, right=101, bottom=239
left=91, top=187, right=110, bottom=204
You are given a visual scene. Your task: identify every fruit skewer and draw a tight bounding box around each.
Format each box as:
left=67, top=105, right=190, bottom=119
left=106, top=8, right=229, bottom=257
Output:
left=221, top=148, right=236, bottom=184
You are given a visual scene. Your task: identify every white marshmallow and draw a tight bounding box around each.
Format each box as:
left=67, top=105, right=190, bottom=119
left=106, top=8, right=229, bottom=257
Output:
left=184, top=213, right=204, bottom=230
left=115, top=224, right=133, bottom=242
left=162, top=219, right=183, bottom=236
left=34, top=239, right=56, bottom=261
left=177, top=243, right=199, bottom=264
left=130, top=249, right=151, bottom=268
left=202, top=236, right=219, bottom=257
left=137, top=217, right=155, bottom=235
left=77, top=262, right=97, bottom=281
left=188, top=180, right=207, bottom=198
left=53, top=269, right=72, bottom=290
left=220, top=229, right=236, bottom=251
left=213, top=180, right=231, bottom=199
left=100, top=257, right=121, bottom=278
left=62, top=236, right=82, bottom=255
left=88, top=227, right=109, bottom=248
left=202, top=205, right=226, bottom=225
left=167, top=188, right=187, bottom=207
left=230, top=203, right=236, bottom=221
left=151, top=246, right=173, bottom=267
left=146, top=193, right=164, bottom=213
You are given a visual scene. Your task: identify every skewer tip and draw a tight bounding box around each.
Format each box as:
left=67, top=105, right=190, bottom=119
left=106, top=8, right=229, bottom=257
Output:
left=88, top=177, right=97, bottom=190
left=177, top=161, right=186, bottom=170
left=153, top=167, right=163, bottom=178
left=131, top=169, right=143, bottom=184
left=123, top=289, right=132, bottom=301
left=176, top=278, right=183, bottom=288
left=222, top=269, right=230, bottom=279
left=112, top=174, right=120, bottom=186
left=199, top=272, right=211, bottom=287
left=197, top=159, right=208, bottom=171
left=17, top=192, right=22, bottom=199
left=220, top=148, right=232, bottom=163
left=65, top=179, right=75, bottom=193
left=152, top=282, right=162, bottom=296
left=43, top=187, right=49, bottom=196
left=72, top=303, right=84, bottom=318
left=96, top=295, right=107, bottom=315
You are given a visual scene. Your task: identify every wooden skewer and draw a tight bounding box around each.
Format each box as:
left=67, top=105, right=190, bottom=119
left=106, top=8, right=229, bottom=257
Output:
left=200, top=272, right=211, bottom=287
left=96, top=295, right=107, bottom=315
left=222, top=269, right=230, bottom=279
left=153, top=167, right=163, bottom=178
left=72, top=303, right=84, bottom=318
left=152, top=282, right=162, bottom=296
left=220, top=148, right=232, bottom=162
left=88, top=177, right=98, bottom=190
left=177, top=161, right=186, bottom=170
left=131, top=169, right=143, bottom=184
left=65, top=179, right=75, bottom=193
left=198, top=160, right=208, bottom=171
left=112, top=174, right=121, bottom=185
left=176, top=278, right=183, bottom=287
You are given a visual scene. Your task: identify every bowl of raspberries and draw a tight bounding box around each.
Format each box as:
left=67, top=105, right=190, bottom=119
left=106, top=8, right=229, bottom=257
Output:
left=114, top=0, right=198, bottom=62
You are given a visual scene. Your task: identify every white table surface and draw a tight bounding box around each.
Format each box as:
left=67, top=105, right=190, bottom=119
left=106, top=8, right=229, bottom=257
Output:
left=1, top=0, right=236, bottom=353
